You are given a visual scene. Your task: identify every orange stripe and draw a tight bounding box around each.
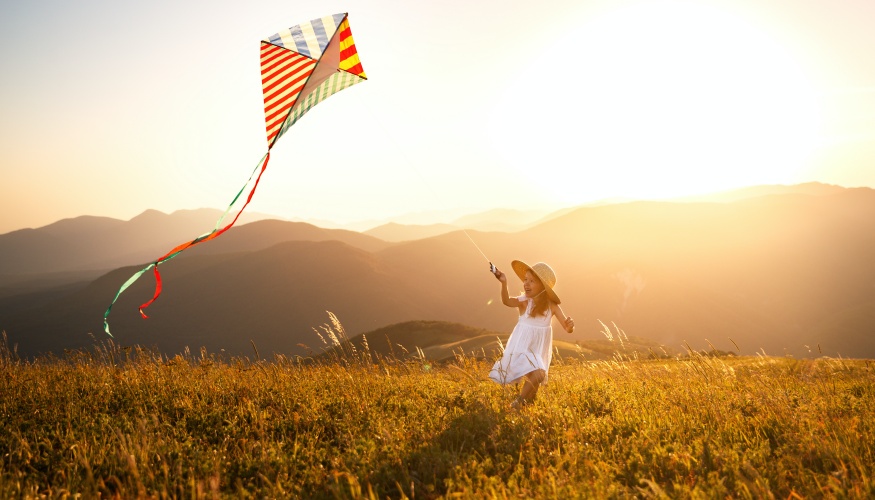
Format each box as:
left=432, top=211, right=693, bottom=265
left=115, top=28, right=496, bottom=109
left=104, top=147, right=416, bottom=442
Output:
left=260, top=43, right=290, bottom=66
left=337, top=21, right=365, bottom=77
left=263, top=74, right=308, bottom=113
left=265, top=88, right=305, bottom=135
left=262, top=57, right=312, bottom=94
left=266, top=120, right=286, bottom=143
left=264, top=86, right=304, bottom=143
left=265, top=101, right=298, bottom=133
left=266, top=107, right=295, bottom=140
left=343, top=62, right=364, bottom=75
left=265, top=94, right=301, bottom=123
left=339, top=43, right=358, bottom=62
left=339, top=24, right=351, bottom=41
left=261, top=50, right=305, bottom=78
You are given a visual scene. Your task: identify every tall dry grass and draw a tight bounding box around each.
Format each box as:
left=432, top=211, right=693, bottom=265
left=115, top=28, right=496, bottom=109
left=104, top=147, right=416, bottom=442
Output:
left=1, top=323, right=873, bottom=498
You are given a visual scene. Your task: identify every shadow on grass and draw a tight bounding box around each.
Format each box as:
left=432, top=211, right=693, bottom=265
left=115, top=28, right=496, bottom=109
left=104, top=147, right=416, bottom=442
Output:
left=366, top=397, right=526, bottom=498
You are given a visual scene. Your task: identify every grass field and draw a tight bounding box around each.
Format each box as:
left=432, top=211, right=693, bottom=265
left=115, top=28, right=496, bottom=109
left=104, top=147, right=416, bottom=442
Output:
left=1, top=326, right=873, bottom=499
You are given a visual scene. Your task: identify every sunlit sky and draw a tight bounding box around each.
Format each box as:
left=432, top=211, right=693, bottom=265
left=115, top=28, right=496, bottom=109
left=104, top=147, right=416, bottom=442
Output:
left=2, top=0, right=875, bottom=233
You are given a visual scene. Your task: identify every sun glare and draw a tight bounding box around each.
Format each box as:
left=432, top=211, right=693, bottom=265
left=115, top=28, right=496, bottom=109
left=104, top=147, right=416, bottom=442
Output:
left=490, top=1, right=824, bottom=203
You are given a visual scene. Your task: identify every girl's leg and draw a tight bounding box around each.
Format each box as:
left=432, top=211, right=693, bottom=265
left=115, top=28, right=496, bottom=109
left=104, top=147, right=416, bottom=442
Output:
left=516, top=369, right=546, bottom=405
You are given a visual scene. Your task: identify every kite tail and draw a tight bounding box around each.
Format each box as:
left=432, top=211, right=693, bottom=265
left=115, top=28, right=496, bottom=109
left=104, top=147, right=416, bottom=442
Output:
left=103, top=151, right=271, bottom=336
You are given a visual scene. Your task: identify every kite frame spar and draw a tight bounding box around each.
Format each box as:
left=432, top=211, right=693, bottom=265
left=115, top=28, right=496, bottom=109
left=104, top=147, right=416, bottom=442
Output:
left=103, top=13, right=367, bottom=336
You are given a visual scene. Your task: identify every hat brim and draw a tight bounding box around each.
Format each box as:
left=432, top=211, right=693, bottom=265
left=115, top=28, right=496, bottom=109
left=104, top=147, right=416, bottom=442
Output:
left=511, top=260, right=561, bottom=304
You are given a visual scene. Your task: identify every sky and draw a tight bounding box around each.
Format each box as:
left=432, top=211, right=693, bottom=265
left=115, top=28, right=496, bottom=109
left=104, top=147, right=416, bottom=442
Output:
left=2, top=0, right=875, bottom=234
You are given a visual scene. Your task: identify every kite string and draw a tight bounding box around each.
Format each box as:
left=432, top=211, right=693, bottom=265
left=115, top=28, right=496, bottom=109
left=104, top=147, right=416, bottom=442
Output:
left=103, top=151, right=271, bottom=336
left=461, top=228, right=491, bottom=263
left=415, top=171, right=492, bottom=263
left=358, top=101, right=493, bottom=266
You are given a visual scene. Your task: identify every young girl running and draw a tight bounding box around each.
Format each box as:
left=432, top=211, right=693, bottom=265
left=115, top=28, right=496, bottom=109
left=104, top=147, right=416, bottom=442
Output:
left=489, top=260, right=574, bottom=409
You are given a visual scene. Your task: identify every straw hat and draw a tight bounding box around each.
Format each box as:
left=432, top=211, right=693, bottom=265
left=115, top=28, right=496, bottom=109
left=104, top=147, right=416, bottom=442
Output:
left=511, top=260, right=561, bottom=304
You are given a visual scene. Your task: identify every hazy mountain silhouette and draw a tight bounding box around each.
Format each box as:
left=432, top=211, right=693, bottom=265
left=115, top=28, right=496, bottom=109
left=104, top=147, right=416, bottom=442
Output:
left=512, top=187, right=875, bottom=358
left=0, top=209, right=276, bottom=282
left=3, top=183, right=874, bottom=359
left=675, top=182, right=848, bottom=203
left=450, top=208, right=555, bottom=232
left=180, top=219, right=391, bottom=256
left=363, top=222, right=460, bottom=242
left=0, top=215, right=390, bottom=302
left=363, top=208, right=559, bottom=241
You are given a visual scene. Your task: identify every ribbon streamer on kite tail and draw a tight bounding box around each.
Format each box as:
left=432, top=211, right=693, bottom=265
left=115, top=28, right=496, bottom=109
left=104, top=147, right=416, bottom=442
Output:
left=102, top=152, right=270, bottom=336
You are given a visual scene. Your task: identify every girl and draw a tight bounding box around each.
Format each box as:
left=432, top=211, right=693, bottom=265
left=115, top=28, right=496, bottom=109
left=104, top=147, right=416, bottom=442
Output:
left=489, top=260, right=574, bottom=409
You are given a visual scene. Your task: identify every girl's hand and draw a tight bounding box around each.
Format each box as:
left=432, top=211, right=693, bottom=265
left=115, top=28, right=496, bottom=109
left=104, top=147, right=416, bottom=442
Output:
left=491, top=265, right=507, bottom=283
left=565, top=316, right=575, bottom=333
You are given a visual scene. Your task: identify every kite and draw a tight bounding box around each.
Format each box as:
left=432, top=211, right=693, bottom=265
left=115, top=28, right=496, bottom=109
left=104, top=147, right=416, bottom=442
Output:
left=103, top=13, right=367, bottom=336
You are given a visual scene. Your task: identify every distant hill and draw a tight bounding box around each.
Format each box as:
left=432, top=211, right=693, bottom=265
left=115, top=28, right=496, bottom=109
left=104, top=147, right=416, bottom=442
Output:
left=181, top=219, right=391, bottom=256
left=675, top=182, right=849, bottom=203
left=3, top=240, right=422, bottom=358
left=450, top=208, right=555, bottom=232
left=0, top=209, right=276, bottom=280
left=515, top=187, right=875, bottom=358
left=363, top=222, right=460, bottom=242
left=3, top=183, right=875, bottom=360
left=0, top=217, right=394, bottom=349
left=0, top=213, right=391, bottom=290
left=363, top=207, right=561, bottom=241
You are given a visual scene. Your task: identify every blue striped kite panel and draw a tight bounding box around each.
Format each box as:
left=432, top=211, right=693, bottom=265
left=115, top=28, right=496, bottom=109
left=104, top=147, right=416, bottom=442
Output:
left=264, top=13, right=347, bottom=60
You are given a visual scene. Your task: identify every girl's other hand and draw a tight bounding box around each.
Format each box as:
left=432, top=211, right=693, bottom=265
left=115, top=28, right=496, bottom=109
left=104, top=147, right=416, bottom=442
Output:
left=565, top=317, right=575, bottom=332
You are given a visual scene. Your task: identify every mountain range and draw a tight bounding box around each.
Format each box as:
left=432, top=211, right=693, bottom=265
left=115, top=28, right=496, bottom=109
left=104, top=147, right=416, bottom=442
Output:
left=1, top=182, right=873, bottom=360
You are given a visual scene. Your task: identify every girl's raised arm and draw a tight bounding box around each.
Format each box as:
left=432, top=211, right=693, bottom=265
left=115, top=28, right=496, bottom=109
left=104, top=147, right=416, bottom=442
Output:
left=493, top=267, right=523, bottom=310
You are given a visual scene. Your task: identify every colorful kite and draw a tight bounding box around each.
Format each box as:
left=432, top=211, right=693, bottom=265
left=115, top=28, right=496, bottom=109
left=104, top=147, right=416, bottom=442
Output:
left=103, top=13, right=367, bottom=336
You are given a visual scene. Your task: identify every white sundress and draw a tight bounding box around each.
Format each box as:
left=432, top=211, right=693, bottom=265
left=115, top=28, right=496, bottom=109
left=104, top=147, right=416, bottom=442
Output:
left=489, top=295, right=554, bottom=385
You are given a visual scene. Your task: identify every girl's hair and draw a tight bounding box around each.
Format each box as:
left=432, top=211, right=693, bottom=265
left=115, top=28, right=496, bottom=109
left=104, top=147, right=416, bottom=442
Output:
left=529, top=277, right=552, bottom=317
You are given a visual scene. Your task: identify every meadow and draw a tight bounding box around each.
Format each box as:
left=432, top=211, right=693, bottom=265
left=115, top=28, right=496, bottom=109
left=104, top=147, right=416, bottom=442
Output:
left=1, top=324, right=873, bottom=499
